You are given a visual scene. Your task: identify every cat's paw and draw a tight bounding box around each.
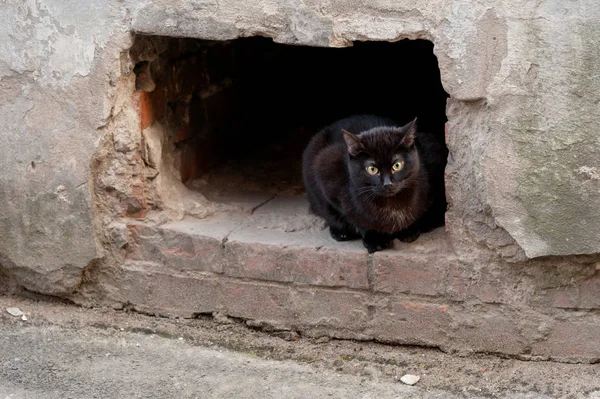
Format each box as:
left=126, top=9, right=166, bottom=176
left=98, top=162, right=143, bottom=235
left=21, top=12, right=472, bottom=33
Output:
left=397, top=231, right=421, bottom=243
left=329, top=226, right=359, bottom=241
left=362, top=237, right=391, bottom=253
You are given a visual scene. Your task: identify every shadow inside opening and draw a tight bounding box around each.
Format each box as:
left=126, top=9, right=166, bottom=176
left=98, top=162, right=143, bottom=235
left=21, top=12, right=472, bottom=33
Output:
left=132, top=35, right=448, bottom=232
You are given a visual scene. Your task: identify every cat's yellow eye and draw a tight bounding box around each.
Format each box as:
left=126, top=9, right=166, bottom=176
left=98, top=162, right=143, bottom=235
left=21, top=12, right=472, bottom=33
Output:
left=366, top=166, right=379, bottom=175
left=392, top=161, right=404, bottom=172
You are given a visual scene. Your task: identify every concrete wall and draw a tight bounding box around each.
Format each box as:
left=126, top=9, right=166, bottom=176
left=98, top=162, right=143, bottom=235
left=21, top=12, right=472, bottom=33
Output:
left=1, top=0, right=600, bottom=360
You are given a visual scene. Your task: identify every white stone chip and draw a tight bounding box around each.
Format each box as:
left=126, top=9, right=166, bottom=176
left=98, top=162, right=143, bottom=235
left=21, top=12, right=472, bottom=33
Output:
left=21, top=315, right=28, bottom=321
left=6, top=307, right=24, bottom=317
left=400, top=374, right=420, bottom=386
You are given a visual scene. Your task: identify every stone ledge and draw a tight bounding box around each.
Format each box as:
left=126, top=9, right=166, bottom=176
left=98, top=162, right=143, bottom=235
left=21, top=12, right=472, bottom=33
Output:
left=125, top=210, right=450, bottom=291
left=104, top=261, right=600, bottom=362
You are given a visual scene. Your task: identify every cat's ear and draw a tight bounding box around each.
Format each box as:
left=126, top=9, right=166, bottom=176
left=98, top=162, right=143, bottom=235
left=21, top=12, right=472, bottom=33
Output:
left=342, top=129, right=364, bottom=156
left=399, top=118, right=417, bottom=147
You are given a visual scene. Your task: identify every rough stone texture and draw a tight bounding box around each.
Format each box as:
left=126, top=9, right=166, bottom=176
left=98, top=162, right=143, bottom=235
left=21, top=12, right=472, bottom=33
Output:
left=79, top=209, right=600, bottom=361
left=0, top=1, right=131, bottom=294
left=2, top=0, right=600, bottom=360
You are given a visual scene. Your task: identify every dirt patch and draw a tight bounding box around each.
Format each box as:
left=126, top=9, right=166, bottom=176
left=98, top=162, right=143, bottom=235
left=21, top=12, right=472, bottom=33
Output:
left=1, top=294, right=598, bottom=398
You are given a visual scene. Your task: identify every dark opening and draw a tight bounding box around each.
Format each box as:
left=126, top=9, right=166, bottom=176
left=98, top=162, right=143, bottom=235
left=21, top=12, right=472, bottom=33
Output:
left=132, top=35, right=448, bottom=217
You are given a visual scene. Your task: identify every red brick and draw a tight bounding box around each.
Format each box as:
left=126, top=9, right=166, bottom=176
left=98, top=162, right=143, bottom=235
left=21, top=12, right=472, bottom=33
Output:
left=219, top=281, right=291, bottom=324
left=174, top=123, right=192, bottom=143
left=532, top=321, right=600, bottom=361
left=140, top=91, right=154, bottom=130
left=371, top=300, right=451, bottom=346
left=291, top=288, right=369, bottom=331
left=140, top=82, right=167, bottom=130
left=223, top=242, right=369, bottom=289
left=373, top=252, right=447, bottom=296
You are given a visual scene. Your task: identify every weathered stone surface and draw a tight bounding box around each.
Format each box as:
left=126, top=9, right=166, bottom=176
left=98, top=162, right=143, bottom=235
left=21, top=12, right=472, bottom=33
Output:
left=224, top=223, right=370, bottom=289
left=2, top=0, right=600, bottom=361
left=290, top=288, right=370, bottom=334
left=532, top=318, right=600, bottom=362
left=370, top=300, right=452, bottom=347
left=0, top=0, right=131, bottom=294
left=372, top=231, right=450, bottom=296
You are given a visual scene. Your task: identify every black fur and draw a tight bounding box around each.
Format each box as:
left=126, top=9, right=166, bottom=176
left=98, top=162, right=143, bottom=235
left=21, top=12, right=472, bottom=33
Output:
left=302, top=115, right=447, bottom=253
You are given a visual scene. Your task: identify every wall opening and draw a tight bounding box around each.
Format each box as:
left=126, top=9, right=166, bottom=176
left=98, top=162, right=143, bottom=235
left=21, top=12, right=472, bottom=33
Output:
left=131, top=35, right=448, bottom=237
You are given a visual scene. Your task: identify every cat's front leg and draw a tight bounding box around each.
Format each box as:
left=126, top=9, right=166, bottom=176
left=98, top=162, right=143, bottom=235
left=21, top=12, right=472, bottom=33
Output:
left=395, top=224, right=421, bottom=243
left=361, top=230, right=393, bottom=253
left=329, top=224, right=361, bottom=242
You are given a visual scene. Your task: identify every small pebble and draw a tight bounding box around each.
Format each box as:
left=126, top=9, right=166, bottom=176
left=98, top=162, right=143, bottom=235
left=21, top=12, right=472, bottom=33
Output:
left=400, top=374, right=421, bottom=386
left=6, top=307, right=24, bottom=317
left=21, top=315, right=28, bottom=321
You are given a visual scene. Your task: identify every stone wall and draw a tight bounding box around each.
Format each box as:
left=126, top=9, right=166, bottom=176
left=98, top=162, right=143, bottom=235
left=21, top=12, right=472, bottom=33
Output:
left=1, top=0, right=600, bottom=360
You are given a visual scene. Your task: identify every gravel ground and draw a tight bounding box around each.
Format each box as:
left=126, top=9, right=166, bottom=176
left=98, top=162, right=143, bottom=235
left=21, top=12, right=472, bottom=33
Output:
left=0, top=295, right=598, bottom=398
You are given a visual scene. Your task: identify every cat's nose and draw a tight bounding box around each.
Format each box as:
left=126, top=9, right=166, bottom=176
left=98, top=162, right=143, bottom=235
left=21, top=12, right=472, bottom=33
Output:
left=383, top=176, right=392, bottom=187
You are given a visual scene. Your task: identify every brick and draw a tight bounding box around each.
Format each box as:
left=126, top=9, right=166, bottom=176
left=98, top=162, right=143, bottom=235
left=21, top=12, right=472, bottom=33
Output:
left=292, top=247, right=369, bottom=289
left=532, top=321, right=600, bottom=361
left=145, top=273, right=219, bottom=316
left=219, top=281, right=291, bottom=324
left=125, top=223, right=224, bottom=273
left=373, top=252, right=447, bottom=296
left=140, top=82, right=166, bottom=130
left=174, top=123, right=192, bottom=143
left=109, top=261, right=153, bottom=305
left=371, top=300, right=451, bottom=347
left=291, top=288, right=369, bottom=331
left=161, top=228, right=224, bottom=273
left=224, top=241, right=295, bottom=283
left=449, top=311, right=526, bottom=355
left=223, top=241, right=369, bottom=289
left=579, top=271, right=600, bottom=309
left=445, top=262, right=505, bottom=304
left=108, top=262, right=219, bottom=317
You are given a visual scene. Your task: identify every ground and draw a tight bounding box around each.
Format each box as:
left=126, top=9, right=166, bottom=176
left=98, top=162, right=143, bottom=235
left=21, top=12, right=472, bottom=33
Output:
left=0, top=295, right=598, bottom=399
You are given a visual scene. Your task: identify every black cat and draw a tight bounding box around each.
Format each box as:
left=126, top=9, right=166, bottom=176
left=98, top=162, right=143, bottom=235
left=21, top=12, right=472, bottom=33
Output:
left=302, top=115, right=447, bottom=253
